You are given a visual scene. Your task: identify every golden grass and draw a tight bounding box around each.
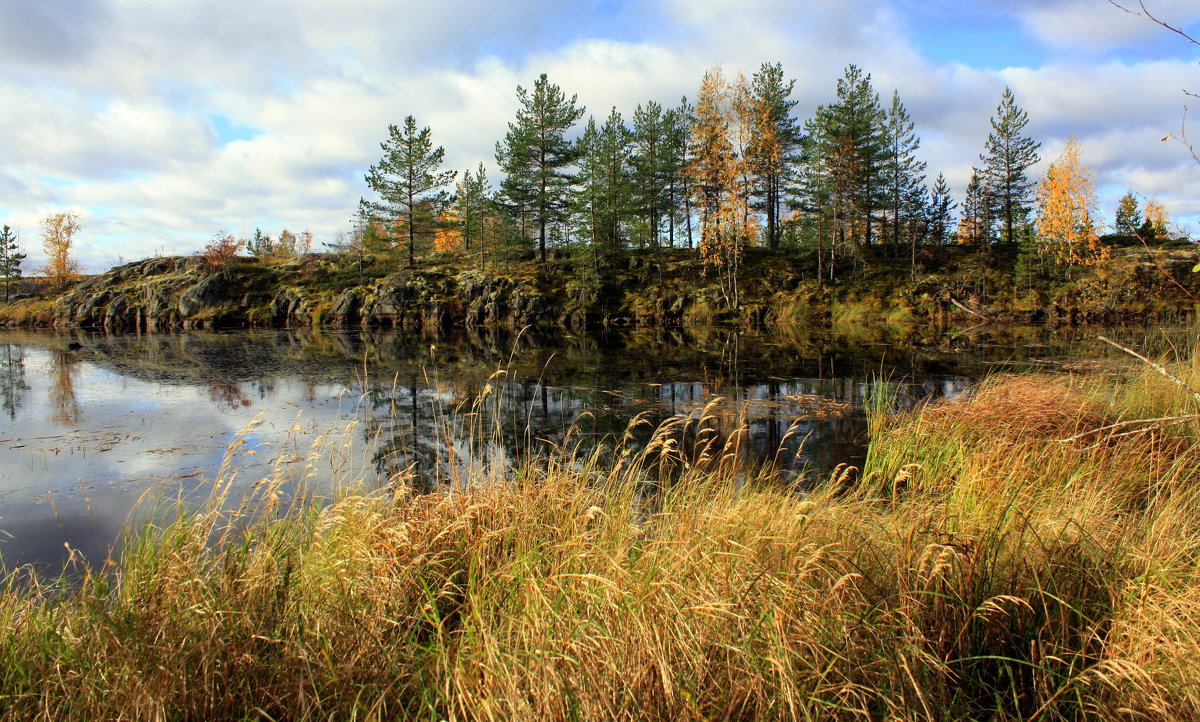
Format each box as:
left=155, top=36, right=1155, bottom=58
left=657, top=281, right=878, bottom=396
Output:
left=1, top=352, right=1199, bottom=720
left=0, top=297, right=56, bottom=326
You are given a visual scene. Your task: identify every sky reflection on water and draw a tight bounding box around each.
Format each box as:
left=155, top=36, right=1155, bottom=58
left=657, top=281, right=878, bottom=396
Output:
left=0, top=324, right=1170, bottom=571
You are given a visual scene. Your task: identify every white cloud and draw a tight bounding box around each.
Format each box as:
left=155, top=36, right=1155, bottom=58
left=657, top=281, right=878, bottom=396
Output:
left=1017, top=0, right=1200, bottom=51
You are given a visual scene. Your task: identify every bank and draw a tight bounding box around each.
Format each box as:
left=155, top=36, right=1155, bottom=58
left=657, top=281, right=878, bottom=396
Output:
left=1, top=244, right=1196, bottom=330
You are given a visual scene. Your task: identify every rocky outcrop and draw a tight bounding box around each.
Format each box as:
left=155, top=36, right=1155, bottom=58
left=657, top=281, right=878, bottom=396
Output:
left=315, top=270, right=551, bottom=330
left=26, top=245, right=1198, bottom=332
left=54, top=257, right=233, bottom=330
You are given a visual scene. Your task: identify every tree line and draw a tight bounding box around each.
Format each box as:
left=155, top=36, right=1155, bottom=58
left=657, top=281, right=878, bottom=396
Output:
left=0, top=60, right=1182, bottom=302
left=358, top=61, right=1182, bottom=290
left=0, top=215, right=323, bottom=298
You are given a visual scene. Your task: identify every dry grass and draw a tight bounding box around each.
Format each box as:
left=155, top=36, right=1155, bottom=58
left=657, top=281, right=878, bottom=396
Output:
left=1, top=353, right=1200, bottom=720
left=0, top=297, right=56, bottom=326
left=923, top=375, right=1107, bottom=440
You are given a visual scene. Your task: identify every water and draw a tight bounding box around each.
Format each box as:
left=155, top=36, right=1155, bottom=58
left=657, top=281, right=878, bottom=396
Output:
left=0, top=324, right=1182, bottom=571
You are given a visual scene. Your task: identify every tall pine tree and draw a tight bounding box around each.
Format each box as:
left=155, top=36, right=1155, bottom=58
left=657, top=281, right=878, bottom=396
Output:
left=667, top=98, right=694, bottom=249
left=882, top=90, right=927, bottom=254
left=495, top=74, right=585, bottom=264
left=0, top=225, right=25, bottom=302
left=575, top=109, right=634, bottom=260
left=365, top=116, right=457, bottom=268
left=748, top=62, right=802, bottom=251
left=808, top=65, right=887, bottom=253
left=631, top=101, right=672, bottom=250
left=980, top=87, right=1041, bottom=246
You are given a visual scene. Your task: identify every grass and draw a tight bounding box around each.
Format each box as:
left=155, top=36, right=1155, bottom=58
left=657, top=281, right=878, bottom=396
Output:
left=0, top=296, right=56, bottom=326
left=1, top=348, right=1200, bottom=719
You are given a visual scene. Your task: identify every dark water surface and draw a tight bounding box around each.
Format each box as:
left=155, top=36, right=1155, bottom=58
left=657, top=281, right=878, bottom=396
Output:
left=0, top=324, right=1180, bottom=571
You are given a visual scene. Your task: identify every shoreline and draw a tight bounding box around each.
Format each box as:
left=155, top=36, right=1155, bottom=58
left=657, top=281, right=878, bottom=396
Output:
left=1, top=244, right=1196, bottom=332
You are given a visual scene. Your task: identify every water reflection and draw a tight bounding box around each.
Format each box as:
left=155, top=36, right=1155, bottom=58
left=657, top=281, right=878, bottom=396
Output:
left=0, top=323, right=1188, bottom=571
left=50, top=351, right=81, bottom=426
left=0, top=343, right=27, bottom=420
left=207, top=380, right=252, bottom=410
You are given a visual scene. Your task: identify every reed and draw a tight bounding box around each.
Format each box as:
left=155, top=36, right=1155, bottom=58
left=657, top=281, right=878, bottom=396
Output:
left=0, top=348, right=1198, bottom=720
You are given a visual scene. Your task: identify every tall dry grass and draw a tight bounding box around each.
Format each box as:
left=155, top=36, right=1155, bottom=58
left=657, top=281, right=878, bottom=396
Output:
left=0, top=348, right=1199, bottom=720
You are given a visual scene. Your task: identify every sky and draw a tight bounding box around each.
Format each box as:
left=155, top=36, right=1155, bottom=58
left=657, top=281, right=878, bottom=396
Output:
left=1, top=0, right=1198, bottom=271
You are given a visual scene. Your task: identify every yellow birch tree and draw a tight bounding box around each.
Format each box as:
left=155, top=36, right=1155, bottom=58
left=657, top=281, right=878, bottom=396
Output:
left=1035, top=136, right=1108, bottom=266
left=688, top=68, right=757, bottom=310
left=41, top=211, right=82, bottom=289
left=1143, top=199, right=1169, bottom=238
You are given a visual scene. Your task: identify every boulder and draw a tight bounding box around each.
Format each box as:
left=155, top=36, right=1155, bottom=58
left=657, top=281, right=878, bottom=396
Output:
left=178, top=275, right=227, bottom=318
left=329, top=289, right=362, bottom=325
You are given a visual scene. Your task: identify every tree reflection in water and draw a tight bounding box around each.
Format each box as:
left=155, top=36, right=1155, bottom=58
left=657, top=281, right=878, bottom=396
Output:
left=0, top=343, right=27, bottom=420
left=207, top=380, right=252, bottom=410
left=50, top=350, right=80, bottom=426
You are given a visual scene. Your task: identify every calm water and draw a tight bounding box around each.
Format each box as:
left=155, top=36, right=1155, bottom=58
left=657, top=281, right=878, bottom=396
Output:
left=0, top=324, right=1178, bottom=571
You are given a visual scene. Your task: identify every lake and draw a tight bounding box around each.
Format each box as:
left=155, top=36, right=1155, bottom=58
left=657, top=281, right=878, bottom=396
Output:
left=0, top=323, right=1175, bottom=571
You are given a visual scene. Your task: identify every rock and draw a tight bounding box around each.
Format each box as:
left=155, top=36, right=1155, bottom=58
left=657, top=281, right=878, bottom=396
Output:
left=178, top=275, right=227, bottom=318
left=270, top=289, right=303, bottom=324
left=103, top=295, right=132, bottom=328
left=329, top=289, right=362, bottom=325
left=74, top=290, right=112, bottom=325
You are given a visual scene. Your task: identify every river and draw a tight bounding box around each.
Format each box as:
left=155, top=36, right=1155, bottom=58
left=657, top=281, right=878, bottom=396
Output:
left=0, top=324, right=1179, bottom=571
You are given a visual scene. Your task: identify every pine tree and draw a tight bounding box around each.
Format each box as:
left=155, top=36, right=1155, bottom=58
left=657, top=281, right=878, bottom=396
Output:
left=748, top=62, right=802, bottom=251
left=452, top=164, right=494, bottom=270
left=882, top=90, right=927, bottom=253
left=247, top=228, right=272, bottom=257
left=808, top=65, right=887, bottom=252
left=794, top=126, right=839, bottom=280
left=0, top=225, right=26, bottom=302
left=495, top=74, right=585, bottom=264
left=957, top=168, right=992, bottom=246
left=365, top=115, right=457, bottom=268
left=1114, top=191, right=1142, bottom=235
left=576, top=109, right=634, bottom=260
left=631, top=100, right=671, bottom=250
left=980, top=87, right=1041, bottom=246
left=927, top=173, right=956, bottom=246
left=666, top=98, right=694, bottom=249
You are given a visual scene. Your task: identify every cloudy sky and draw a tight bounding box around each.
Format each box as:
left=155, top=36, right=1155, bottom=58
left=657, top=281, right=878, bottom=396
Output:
left=1, top=0, right=1198, bottom=270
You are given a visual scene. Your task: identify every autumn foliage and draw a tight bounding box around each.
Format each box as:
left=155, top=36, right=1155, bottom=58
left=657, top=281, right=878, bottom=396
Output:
left=41, top=211, right=83, bottom=289
left=195, top=232, right=246, bottom=271
left=1035, top=135, right=1108, bottom=266
left=433, top=210, right=464, bottom=254
left=688, top=68, right=760, bottom=309
left=1142, top=199, right=1169, bottom=238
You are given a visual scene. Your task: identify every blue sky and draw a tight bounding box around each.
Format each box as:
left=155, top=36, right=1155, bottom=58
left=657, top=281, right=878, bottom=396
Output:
left=0, top=0, right=1197, bottom=270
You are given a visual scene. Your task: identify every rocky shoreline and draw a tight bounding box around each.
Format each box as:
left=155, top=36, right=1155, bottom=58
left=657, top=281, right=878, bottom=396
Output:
left=3, top=247, right=1197, bottom=331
